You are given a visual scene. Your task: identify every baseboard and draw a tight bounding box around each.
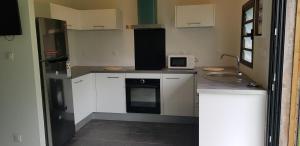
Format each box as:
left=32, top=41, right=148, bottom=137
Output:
left=92, top=112, right=198, bottom=124
left=75, top=113, right=93, bottom=131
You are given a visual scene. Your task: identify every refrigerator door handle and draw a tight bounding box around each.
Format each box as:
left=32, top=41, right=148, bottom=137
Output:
left=40, top=56, right=69, bottom=63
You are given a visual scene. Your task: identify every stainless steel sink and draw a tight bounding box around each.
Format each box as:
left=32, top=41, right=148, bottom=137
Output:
left=204, top=72, right=243, bottom=83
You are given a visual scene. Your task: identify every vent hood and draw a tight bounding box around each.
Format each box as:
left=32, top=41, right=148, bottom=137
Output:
left=134, top=0, right=163, bottom=29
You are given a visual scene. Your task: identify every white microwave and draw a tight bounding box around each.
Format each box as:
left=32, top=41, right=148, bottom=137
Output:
left=168, top=55, right=195, bottom=69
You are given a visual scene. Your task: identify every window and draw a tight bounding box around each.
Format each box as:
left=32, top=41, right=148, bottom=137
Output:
left=240, top=0, right=255, bottom=68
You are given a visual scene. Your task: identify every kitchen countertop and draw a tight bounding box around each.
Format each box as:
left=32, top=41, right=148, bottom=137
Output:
left=71, top=66, right=266, bottom=93
left=71, top=66, right=197, bottom=79
left=196, top=67, right=266, bottom=93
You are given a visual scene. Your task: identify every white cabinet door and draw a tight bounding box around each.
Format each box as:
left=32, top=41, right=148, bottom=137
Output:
left=72, top=74, right=96, bottom=124
left=198, top=90, right=267, bottom=146
left=176, top=4, right=215, bottom=28
left=162, top=74, right=195, bottom=116
left=96, top=73, right=126, bottom=113
left=81, top=9, right=122, bottom=30
left=50, top=3, right=81, bottom=30
left=50, top=4, right=122, bottom=30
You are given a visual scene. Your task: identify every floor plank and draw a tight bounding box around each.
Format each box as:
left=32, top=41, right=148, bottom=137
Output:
left=66, top=120, right=198, bottom=146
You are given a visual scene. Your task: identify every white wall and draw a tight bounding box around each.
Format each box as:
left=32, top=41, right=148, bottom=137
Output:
left=0, top=0, right=46, bottom=146
left=36, top=0, right=272, bottom=88
left=238, top=0, right=272, bottom=88
left=68, top=0, right=240, bottom=67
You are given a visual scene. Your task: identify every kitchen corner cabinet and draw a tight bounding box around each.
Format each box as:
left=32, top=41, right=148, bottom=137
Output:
left=50, top=3, right=81, bottom=30
left=96, top=73, right=126, bottom=113
left=81, top=9, right=122, bottom=30
left=175, top=4, right=215, bottom=28
left=72, top=74, right=96, bottom=124
left=197, top=90, right=267, bottom=146
left=162, top=74, right=195, bottom=117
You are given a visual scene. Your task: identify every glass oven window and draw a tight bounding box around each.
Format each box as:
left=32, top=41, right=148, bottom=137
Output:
left=171, top=57, right=187, bottom=67
left=130, top=88, right=157, bottom=108
left=126, top=79, right=161, bottom=114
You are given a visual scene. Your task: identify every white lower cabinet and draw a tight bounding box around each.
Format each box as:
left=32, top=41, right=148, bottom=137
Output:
left=198, top=90, right=267, bottom=146
left=72, top=74, right=96, bottom=124
left=72, top=73, right=196, bottom=118
left=162, top=74, right=195, bottom=117
left=96, top=73, right=126, bottom=113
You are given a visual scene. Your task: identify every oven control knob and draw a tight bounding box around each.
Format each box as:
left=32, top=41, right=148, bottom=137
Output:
left=140, top=79, right=146, bottom=84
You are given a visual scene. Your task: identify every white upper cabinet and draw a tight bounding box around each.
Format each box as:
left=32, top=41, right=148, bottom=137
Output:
left=96, top=73, right=126, bottom=113
left=81, top=9, right=122, bottom=30
left=175, top=4, right=215, bottom=28
left=50, top=3, right=122, bottom=30
left=162, top=74, right=195, bottom=117
left=50, top=3, right=81, bottom=30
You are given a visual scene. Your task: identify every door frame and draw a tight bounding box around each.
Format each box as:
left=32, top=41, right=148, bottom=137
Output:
left=288, top=0, right=300, bottom=146
left=266, top=0, right=287, bottom=145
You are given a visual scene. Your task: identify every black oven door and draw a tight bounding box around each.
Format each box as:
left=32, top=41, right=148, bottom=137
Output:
left=126, top=79, right=161, bottom=114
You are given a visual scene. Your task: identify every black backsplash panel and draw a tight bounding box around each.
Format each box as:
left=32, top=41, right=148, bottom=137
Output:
left=134, top=28, right=166, bottom=70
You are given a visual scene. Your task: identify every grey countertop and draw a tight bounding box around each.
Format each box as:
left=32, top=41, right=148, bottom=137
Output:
left=71, top=66, right=197, bottom=79
left=196, top=67, right=266, bottom=92
left=71, top=66, right=265, bottom=92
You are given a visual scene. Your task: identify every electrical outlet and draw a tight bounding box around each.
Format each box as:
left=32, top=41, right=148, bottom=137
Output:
left=12, top=134, right=23, bottom=143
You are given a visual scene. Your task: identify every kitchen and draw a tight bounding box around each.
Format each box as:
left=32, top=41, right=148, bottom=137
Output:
left=0, top=0, right=281, bottom=146
left=36, top=0, right=270, bottom=146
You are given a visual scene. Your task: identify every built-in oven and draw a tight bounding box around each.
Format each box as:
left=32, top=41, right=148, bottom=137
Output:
left=126, top=79, right=161, bottom=114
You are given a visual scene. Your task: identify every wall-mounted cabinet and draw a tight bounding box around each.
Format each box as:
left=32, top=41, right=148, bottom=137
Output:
left=50, top=3, right=122, bottom=30
left=175, top=4, right=215, bottom=28
left=50, top=3, right=81, bottom=30
left=81, top=9, right=122, bottom=30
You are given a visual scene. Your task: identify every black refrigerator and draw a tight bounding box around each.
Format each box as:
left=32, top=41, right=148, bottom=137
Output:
left=36, top=18, right=75, bottom=146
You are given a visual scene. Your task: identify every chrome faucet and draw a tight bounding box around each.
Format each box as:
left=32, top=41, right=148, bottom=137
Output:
left=220, top=54, right=242, bottom=76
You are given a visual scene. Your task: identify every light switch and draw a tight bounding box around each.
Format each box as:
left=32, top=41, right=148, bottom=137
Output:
left=7, top=52, right=14, bottom=62
left=12, top=134, right=23, bottom=143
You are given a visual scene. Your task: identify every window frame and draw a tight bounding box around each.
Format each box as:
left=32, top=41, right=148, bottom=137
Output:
left=240, top=0, right=255, bottom=68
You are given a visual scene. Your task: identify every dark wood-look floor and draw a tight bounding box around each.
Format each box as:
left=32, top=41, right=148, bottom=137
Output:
left=66, top=120, right=198, bottom=146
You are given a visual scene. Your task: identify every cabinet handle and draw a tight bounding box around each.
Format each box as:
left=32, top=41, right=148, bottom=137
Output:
left=93, top=25, right=105, bottom=28
left=74, top=80, right=83, bottom=84
left=188, top=22, right=201, bottom=25
left=107, top=77, right=120, bottom=79
left=166, top=78, right=180, bottom=80
left=67, top=24, right=73, bottom=27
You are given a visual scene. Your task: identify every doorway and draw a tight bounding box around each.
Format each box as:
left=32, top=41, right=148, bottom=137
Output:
left=266, top=0, right=286, bottom=145
left=266, top=0, right=300, bottom=146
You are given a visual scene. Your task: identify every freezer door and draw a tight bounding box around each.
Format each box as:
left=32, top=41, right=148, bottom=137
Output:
left=42, top=61, right=74, bottom=146
left=47, top=77, right=75, bottom=146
